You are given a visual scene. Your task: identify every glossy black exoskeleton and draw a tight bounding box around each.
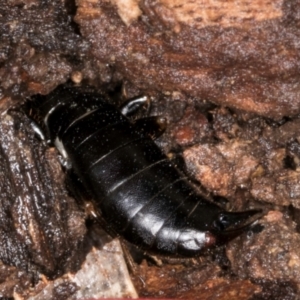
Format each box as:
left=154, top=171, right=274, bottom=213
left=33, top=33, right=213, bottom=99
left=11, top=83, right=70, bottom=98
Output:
left=27, top=85, right=261, bottom=257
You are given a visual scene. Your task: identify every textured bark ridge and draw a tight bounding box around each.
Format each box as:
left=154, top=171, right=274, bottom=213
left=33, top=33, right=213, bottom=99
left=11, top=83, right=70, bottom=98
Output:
left=75, top=0, right=300, bottom=119
left=0, top=109, right=86, bottom=278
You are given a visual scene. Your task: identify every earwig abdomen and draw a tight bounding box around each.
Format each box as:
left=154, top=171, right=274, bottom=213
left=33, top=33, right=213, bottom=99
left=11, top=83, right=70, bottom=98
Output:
left=28, top=86, right=261, bottom=257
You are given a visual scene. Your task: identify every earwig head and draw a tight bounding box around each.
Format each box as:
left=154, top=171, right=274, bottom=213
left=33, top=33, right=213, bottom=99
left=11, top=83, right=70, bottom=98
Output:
left=211, top=209, right=264, bottom=244
left=169, top=189, right=264, bottom=257
left=175, top=208, right=263, bottom=257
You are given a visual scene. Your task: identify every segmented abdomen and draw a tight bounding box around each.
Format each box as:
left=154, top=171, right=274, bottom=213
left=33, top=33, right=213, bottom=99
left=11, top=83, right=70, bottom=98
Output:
left=30, top=86, right=261, bottom=257
left=35, top=88, right=219, bottom=256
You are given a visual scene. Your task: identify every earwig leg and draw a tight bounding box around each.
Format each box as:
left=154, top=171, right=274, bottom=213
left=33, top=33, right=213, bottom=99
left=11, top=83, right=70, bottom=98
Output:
left=120, top=95, right=150, bottom=117
left=120, top=242, right=140, bottom=274
left=65, top=169, right=92, bottom=206
left=29, top=119, right=47, bottom=141
left=134, top=116, right=167, bottom=139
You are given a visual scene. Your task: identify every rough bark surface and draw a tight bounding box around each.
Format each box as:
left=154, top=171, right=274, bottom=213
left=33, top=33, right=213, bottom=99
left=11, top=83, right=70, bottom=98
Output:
left=75, top=0, right=300, bottom=119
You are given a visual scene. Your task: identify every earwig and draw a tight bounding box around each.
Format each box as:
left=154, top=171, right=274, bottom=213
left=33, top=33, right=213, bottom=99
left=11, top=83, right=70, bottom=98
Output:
left=26, top=85, right=261, bottom=257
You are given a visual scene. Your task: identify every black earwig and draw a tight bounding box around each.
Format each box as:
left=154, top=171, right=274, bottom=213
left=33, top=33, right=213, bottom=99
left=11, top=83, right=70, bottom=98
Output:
left=26, top=85, right=262, bottom=257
